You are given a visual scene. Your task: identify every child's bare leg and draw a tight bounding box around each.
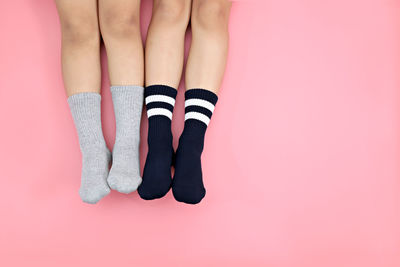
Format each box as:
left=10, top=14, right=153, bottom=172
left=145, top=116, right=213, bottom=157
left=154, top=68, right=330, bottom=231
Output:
left=56, top=0, right=110, bottom=204
left=138, top=0, right=191, bottom=200
left=186, top=0, right=231, bottom=94
left=172, top=0, right=232, bottom=204
left=99, top=0, right=144, bottom=194
left=99, top=0, right=144, bottom=86
left=56, top=0, right=101, bottom=96
left=145, top=0, right=191, bottom=88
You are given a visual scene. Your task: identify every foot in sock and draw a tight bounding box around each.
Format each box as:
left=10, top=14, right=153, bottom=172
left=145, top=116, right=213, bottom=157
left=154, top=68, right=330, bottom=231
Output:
left=68, top=93, right=111, bottom=204
left=172, top=89, right=218, bottom=204
left=107, top=86, right=144, bottom=194
left=138, top=85, right=177, bottom=200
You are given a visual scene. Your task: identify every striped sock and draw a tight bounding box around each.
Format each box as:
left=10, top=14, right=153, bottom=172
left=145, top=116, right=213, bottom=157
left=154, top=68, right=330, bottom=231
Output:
left=138, top=85, right=177, bottom=200
left=172, top=89, right=218, bottom=204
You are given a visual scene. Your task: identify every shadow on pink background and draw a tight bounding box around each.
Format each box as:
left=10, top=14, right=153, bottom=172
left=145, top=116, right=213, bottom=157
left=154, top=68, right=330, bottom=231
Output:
left=0, top=0, right=399, bottom=266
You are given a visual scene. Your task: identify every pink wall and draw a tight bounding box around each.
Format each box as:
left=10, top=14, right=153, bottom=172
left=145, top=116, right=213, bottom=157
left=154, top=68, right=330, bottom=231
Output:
left=0, top=0, right=399, bottom=266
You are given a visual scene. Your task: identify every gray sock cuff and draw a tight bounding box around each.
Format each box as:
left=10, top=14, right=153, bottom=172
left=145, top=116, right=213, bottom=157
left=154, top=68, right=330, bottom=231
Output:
left=111, top=86, right=144, bottom=109
left=67, top=92, right=106, bottom=149
left=111, top=85, right=144, bottom=94
left=67, top=91, right=101, bottom=103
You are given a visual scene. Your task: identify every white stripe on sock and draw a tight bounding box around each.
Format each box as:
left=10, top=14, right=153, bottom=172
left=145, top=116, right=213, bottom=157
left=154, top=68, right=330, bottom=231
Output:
left=185, top=99, right=215, bottom=113
left=147, top=108, right=173, bottom=120
left=145, top=95, right=176, bottom=106
left=185, top=112, right=210, bottom=126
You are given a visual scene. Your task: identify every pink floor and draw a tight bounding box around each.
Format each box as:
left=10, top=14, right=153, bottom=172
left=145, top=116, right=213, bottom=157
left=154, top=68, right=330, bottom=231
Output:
left=1, top=0, right=400, bottom=266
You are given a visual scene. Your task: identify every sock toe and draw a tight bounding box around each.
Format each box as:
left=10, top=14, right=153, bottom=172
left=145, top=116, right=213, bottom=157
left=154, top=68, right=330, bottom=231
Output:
left=172, top=185, right=206, bottom=204
left=107, top=174, right=142, bottom=194
left=80, top=185, right=110, bottom=204
left=138, top=181, right=171, bottom=200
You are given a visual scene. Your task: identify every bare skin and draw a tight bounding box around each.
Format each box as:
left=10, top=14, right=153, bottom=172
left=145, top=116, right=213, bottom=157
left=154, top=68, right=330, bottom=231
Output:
left=55, top=0, right=144, bottom=96
left=56, top=0, right=230, bottom=95
left=55, top=0, right=101, bottom=96
left=145, top=0, right=231, bottom=93
left=145, top=0, right=192, bottom=88
left=99, top=0, right=144, bottom=86
left=186, top=0, right=231, bottom=94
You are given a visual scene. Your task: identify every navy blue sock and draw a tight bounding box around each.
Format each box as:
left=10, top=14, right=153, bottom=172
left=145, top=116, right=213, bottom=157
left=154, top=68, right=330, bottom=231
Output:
left=138, top=85, right=177, bottom=200
left=172, top=89, right=218, bottom=204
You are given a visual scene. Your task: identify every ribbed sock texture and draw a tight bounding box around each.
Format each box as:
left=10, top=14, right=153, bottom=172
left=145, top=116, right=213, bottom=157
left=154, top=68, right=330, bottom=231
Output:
left=68, top=93, right=111, bottom=204
left=108, top=86, right=144, bottom=194
left=172, top=89, right=218, bottom=204
left=138, top=85, right=177, bottom=200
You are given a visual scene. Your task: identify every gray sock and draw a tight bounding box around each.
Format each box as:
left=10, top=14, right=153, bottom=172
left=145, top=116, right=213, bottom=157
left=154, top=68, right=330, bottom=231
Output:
left=68, top=93, right=111, bottom=204
left=108, top=85, right=144, bottom=193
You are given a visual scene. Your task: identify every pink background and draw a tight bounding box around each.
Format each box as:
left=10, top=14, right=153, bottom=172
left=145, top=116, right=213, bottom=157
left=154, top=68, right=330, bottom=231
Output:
left=1, top=0, right=400, bottom=266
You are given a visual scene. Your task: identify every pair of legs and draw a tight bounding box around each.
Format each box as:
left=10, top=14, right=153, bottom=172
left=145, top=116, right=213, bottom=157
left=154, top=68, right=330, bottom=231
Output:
left=138, top=0, right=231, bottom=204
left=56, top=0, right=145, bottom=203
left=57, top=0, right=230, bottom=93
left=56, top=0, right=143, bottom=94
left=57, top=0, right=231, bottom=204
left=146, top=0, right=231, bottom=92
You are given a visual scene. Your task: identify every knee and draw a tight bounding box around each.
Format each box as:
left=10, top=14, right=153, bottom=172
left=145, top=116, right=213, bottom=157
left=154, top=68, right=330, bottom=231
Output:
left=61, top=16, right=99, bottom=45
left=192, top=0, right=230, bottom=31
left=100, top=7, right=140, bottom=39
left=152, top=0, right=191, bottom=27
